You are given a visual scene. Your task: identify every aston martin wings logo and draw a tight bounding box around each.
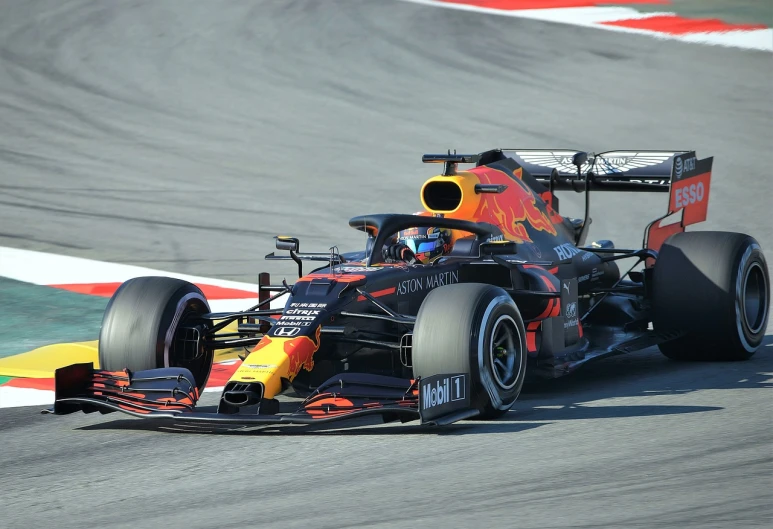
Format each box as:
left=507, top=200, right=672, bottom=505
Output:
left=594, top=152, right=675, bottom=175
left=514, top=151, right=675, bottom=175
left=514, top=150, right=592, bottom=174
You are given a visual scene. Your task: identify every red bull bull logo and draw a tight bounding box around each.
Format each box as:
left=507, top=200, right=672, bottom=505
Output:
left=283, top=326, right=321, bottom=380
left=470, top=167, right=557, bottom=242
left=230, top=326, right=323, bottom=398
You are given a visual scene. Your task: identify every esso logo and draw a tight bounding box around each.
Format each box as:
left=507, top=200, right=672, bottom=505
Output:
left=674, top=182, right=705, bottom=209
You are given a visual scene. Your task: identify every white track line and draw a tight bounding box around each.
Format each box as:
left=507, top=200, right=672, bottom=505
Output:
left=0, top=246, right=289, bottom=311
left=0, top=387, right=55, bottom=409
left=0, top=246, right=263, bottom=291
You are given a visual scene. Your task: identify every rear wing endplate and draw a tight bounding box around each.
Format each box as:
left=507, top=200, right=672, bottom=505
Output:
left=644, top=151, right=713, bottom=260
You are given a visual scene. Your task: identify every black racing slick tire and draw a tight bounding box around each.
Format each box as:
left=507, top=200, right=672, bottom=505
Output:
left=652, top=231, right=770, bottom=361
left=412, top=283, right=527, bottom=419
left=98, top=276, right=214, bottom=389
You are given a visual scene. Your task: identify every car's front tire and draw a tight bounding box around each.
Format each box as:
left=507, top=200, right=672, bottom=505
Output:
left=98, top=276, right=214, bottom=389
left=412, top=283, right=527, bottom=419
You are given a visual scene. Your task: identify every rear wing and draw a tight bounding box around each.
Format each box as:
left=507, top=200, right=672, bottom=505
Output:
left=504, top=149, right=688, bottom=193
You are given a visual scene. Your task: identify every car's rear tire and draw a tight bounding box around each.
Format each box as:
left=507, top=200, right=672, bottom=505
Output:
left=98, top=276, right=213, bottom=389
left=652, top=231, right=770, bottom=361
left=412, top=283, right=527, bottom=419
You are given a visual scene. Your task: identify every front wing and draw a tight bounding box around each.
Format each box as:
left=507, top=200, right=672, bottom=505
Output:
left=44, top=364, right=477, bottom=428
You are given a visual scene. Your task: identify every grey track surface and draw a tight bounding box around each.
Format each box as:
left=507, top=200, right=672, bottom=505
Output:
left=0, top=1, right=772, bottom=527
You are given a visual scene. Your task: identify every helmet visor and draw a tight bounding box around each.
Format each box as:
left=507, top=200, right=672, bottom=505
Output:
left=404, top=238, right=445, bottom=263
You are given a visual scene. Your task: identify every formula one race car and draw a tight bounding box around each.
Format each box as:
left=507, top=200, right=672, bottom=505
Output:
left=47, top=148, right=770, bottom=428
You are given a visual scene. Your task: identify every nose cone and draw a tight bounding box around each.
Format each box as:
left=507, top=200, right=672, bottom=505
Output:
left=227, top=326, right=322, bottom=399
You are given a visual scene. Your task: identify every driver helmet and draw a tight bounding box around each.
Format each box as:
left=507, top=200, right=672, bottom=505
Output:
left=396, top=225, right=453, bottom=264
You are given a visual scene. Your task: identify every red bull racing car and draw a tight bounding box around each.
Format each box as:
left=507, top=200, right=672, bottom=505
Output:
left=47, top=148, right=770, bottom=428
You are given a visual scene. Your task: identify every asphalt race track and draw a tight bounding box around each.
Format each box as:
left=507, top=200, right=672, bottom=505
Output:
left=1, top=1, right=772, bottom=527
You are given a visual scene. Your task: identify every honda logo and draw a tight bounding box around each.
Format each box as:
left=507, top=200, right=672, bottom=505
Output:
left=273, top=326, right=301, bottom=337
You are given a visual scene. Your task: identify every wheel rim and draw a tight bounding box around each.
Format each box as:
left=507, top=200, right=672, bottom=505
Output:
left=488, top=315, right=522, bottom=391
left=742, top=262, right=768, bottom=335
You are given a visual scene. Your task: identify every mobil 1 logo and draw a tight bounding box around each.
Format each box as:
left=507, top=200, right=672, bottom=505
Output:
left=419, top=373, right=470, bottom=423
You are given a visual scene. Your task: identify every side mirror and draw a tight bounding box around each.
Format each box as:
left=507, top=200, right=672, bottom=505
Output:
left=275, top=236, right=299, bottom=252
left=572, top=151, right=588, bottom=169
